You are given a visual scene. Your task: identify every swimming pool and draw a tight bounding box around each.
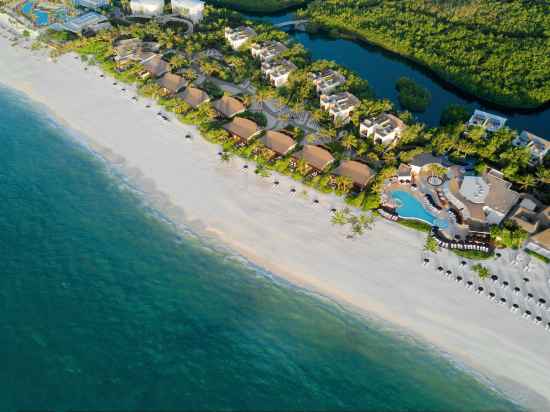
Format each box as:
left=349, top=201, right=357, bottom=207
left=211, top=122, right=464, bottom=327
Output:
left=390, top=190, right=448, bottom=228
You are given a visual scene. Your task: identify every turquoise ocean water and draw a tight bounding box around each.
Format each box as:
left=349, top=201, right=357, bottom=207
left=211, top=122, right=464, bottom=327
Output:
left=0, top=86, right=520, bottom=411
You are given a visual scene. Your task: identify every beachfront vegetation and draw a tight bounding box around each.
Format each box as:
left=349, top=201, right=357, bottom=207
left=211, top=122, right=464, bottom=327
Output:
left=472, top=263, right=491, bottom=279
left=396, top=219, right=431, bottom=233
left=490, top=222, right=529, bottom=250
left=452, top=249, right=493, bottom=260
left=208, top=0, right=307, bottom=13
left=526, top=250, right=550, bottom=264
left=301, top=0, right=550, bottom=108
left=424, top=235, right=439, bottom=253
left=330, top=208, right=375, bottom=238
left=395, top=77, right=431, bottom=113
left=439, top=104, right=471, bottom=126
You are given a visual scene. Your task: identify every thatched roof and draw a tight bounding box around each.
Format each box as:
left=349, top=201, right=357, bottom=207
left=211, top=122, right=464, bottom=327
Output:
left=141, top=54, right=169, bottom=78
left=294, top=145, right=335, bottom=171
left=177, top=87, right=210, bottom=108
left=212, top=96, right=245, bottom=118
left=261, top=130, right=296, bottom=155
left=222, top=117, right=261, bottom=141
left=334, top=160, right=374, bottom=187
left=157, top=73, right=188, bottom=94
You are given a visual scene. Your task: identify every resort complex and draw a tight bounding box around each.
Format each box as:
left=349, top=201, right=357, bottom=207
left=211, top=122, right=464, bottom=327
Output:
left=1, top=0, right=549, bottom=336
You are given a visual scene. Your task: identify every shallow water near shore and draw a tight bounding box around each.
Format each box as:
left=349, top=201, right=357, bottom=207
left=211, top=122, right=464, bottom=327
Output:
left=0, top=85, right=521, bottom=411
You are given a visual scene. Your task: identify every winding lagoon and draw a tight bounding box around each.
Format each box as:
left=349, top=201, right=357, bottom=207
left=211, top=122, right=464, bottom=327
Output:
left=247, top=11, right=549, bottom=137
left=0, top=84, right=522, bottom=410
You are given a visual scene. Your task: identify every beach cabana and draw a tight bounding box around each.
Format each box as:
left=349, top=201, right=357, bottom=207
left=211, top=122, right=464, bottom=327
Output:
left=293, top=145, right=335, bottom=173
left=212, top=96, right=246, bottom=118
left=260, top=130, right=297, bottom=158
left=157, top=73, right=188, bottom=96
left=222, top=117, right=262, bottom=143
left=140, top=54, right=169, bottom=79
left=177, top=87, right=210, bottom=108
left=333, top=160, right=374, bottom=190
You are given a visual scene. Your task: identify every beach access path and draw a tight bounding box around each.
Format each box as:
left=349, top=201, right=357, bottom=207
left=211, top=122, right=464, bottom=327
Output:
left=1, top=34, right=550, bottom=410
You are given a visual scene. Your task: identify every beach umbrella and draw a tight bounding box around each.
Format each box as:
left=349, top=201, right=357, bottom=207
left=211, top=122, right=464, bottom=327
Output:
left=456, top=276, right=463, bottom=282
left=500, top=298, right=506, bottom=304
left=496, top=252, right=502, bottom=258
left=423, top=258, right=430, bottom=264
left=313, top=199, right=319, bottom=205
left=467, top=281, right=473, bottom=286
left=502, top=281, right=509, bottom=287
left=273, top=180, right=280, bottom=186
left=512, top=304, right=519, bottom=309
left=460, top=260, right=467, bottom=266
left=491, top=275, right=498, bottom=281
left=290, top=187, right=296, bottom=193
left=523, top=277, right=530, bottom=282
left=243, top=164, right=249, bottom=169
left=477, top=286, right=484, bottom=293
left=535, top=316, right=542, bottom=322
left=185, top=133, right=192, bottom=139
left=330, top=208, right=337, bottom=213
left=489, top=292, right=495, bottom=298
left=446, top=270, right=452, bottom=275
left=437, top=266, right=443, bottom=272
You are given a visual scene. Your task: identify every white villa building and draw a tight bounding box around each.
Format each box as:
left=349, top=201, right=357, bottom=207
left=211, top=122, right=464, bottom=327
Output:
left=224, top=26, right=257, bottom=50
left=130, top=0, right=164, bottom=16
left=250, top=41, right=287, bottom=62
left=360, top=113, right=405, bottom=146
left=171, top=0, right=204, bottom=23
left=512, top=130, right=550, bottom=165
left=320, top=92, right=360, bottom=124
left=467, top=109, right=507, bottom=132
left=310, top=69, right=346, bottom=95
left=73, top=0, right=110, bottom=9
left=261, top=59, right=297, bottom=88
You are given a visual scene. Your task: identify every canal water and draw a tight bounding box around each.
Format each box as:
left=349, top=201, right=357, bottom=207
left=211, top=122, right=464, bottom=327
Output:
left=245, top=11, right=549, bottom=137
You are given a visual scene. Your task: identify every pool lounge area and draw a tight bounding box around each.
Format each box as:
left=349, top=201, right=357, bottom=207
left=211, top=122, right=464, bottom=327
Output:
left=389, top=190, right=448, bottom=229
left=19, top=0, right=69, bottom=27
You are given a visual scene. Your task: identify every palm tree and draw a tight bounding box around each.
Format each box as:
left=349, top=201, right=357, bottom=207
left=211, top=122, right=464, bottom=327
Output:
left=296, top=159, right=309, bottom=176
left=517, top=174, right=536, bottom=191
left=334, top=176, right=354, bottom=193
left=331, top=209, right=348, bottom=226
left=341, top=133, right=358, bottom=152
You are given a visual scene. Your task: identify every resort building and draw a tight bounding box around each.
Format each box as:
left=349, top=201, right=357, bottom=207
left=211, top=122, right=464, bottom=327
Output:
left=396, top=164, right=412, bottom=183
left=509, top=206, right=540, bottom=234
left=310, top=69, right=346, bottom=95
left=512, top=130, right=550, bottom=165
left=319, top=92, right=360, bottom=124
left=212, top=96, right=246, bottom=119
left=203, top=48, right=224, bottom=61
left=171, top=0, right=204, bottom=23
left=250, top=41, right=287, bottom=62
left=333, top=160, right=374, bottom=190
left=293, top=145, right=335, bottom=172
left=62, top=12, right=109, bottom=34
left=140, top=54, right=169, bottom=78
left=224, top=26, right=257, bottom=51
left=408, top=153, right=445, bottom=175
left=73, top=0, right=110, bottom=10
left=130, top=0, right=164, bottom=16
left=525, top=228, right=550, bottom=259
left=360, top=113, right=405, bottom=146
left=156, top=73, right=188, bottom=96
left=458, top=169, right=519, bottom=225
left=260, top=130, right=297, bottom=157
left=261, top=59, right=297, bottom=88
left=467, top=109, right=507, bottom=133
left=222, top=117, right=262, bottom=143
left=177, top=87, right=210, bottom=108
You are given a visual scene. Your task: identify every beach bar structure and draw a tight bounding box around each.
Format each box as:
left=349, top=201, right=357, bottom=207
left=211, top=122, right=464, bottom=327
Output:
left=333, top=160, right=374, bottom=190
left=222, top=117, right=262, bottom=143
left=212, top=96, right=246, bottom=119
left=177, top=87, right=210, bottom=108
left=260, top=130, right=297, bottom=158
left=157, top=73, right=188, bottom=96
left=292, top=145, right=335, bottom=173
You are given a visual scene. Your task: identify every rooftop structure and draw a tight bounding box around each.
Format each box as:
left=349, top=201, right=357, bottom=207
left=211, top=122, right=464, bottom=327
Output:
left=250, top=41, right=287, bottom=62
left=73, top=0, right=110, bottom=9
left=459, top=169, right=519, bottom=225
left=467, top=109, right=507, bottom=133
left=293, top=145, right=335, bottom=172
left=512, top=130, right=550, bottom=165
left=141, top=54, right=169, bottom=78
left=509, top=207, right=540, bottom=234
left=260, top=130, right=297, bottom=156
left=408, top=153, right=445, bottom=174
left=526, top=228, right=550, bottom=259
left=62, top=12, right=108, bottom=34
left=310, top=69, right=346, bottom=95
left=177, top=87, right=210, bottom=108
left=224, top=26, right=256, bottom=51
left=157, top=73, right=188, bottom=95
left=320, top=92, right=360, bottom=124
left=333, top=160, right=374, bottom=189
left=114, top=38, right=160, bottom=63
left=360, top=113, right=405, bottom=146
left=260, top=59, right=297, bottom=88
left=171, top=0, right=204, bottom=23
left=222, top=117, right=261, bottom=142
left=397, top=164, right=412, bottom=181
left=212, top=96, right=246, bottom=118
left=130, top=0, right=164, bottom=16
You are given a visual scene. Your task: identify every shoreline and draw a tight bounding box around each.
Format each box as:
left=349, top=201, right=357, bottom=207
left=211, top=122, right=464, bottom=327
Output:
left=2, top=35, right=550, bottom=410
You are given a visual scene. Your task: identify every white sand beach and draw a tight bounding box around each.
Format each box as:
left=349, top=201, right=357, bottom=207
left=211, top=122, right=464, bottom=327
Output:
left=2, top=34, right=550, bottom=410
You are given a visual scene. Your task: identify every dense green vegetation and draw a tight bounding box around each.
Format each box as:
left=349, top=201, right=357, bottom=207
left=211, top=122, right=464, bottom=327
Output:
left=439, top=104, right=470, bottom=126
left=453, top=249, right=493, bottom=260
left=490, top=222, right=528, bottom=249
left=396, top=219, right=432, bottom=233
left=206, top=0, right=307, bottom=13
left=302, top=0, right=550, bottom=108
left=526, top=250, right=550, bottom=264
left=472, top=263, right=491, bottom=279
left=395, top=77, right=431, bottom=112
